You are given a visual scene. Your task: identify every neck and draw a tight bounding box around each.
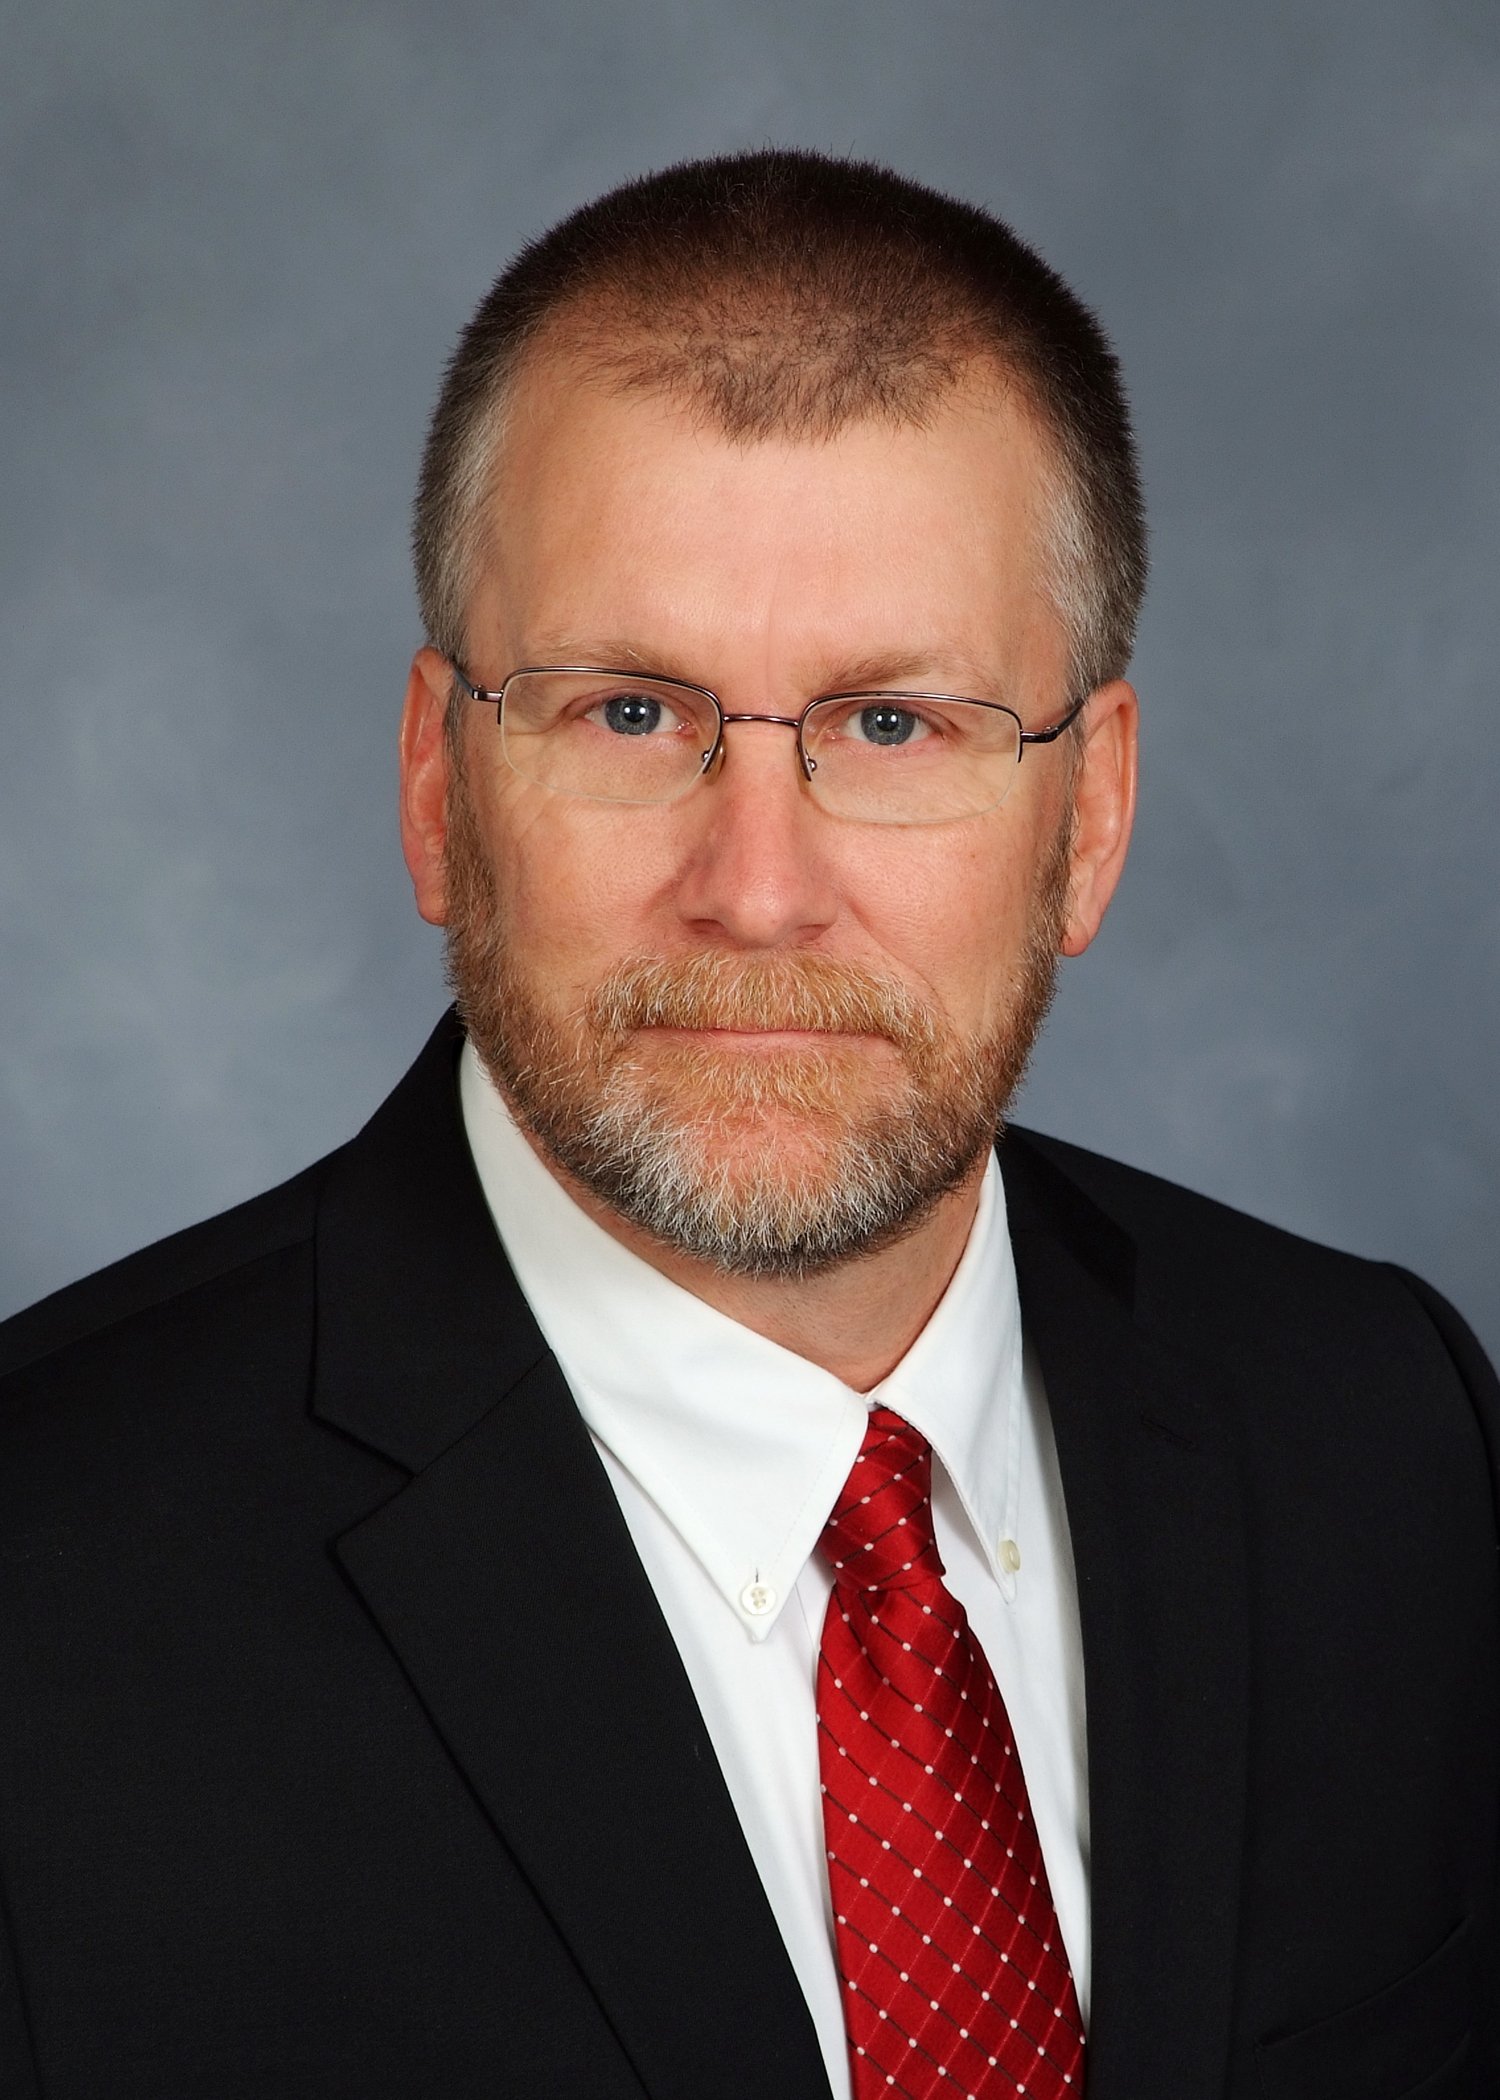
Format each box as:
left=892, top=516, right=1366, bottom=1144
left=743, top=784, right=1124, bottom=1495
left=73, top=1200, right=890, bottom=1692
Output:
left=511, top=1123, right=989, bottom=1391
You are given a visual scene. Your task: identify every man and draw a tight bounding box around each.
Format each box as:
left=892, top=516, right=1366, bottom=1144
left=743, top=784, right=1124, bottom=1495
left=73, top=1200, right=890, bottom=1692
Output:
left=0, top=149, right=1494, bottom=2100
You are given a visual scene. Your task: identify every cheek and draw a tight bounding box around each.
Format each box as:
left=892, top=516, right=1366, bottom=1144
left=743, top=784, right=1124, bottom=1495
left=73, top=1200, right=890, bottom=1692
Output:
left=485, top=786, right=688, bottom=970
left=833, top=820, right=1042, bottom=1021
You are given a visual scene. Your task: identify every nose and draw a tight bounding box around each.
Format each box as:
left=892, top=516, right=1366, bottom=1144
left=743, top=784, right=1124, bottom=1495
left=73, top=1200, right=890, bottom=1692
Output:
left=672, top=716, right=839, bottom=949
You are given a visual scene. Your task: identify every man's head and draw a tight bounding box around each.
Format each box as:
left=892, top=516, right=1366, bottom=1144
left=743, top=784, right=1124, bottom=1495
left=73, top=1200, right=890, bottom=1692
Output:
left=399, top=150, right=1144, bottom=1279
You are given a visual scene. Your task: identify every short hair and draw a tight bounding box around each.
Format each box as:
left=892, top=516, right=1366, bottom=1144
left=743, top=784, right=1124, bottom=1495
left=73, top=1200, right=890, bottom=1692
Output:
left=414, top=149, right=1146, bottom=697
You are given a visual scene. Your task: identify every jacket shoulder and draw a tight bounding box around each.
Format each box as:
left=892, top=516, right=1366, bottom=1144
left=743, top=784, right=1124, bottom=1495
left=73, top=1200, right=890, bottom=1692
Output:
left=1005, top=1124, right=1498, bottom=1416
left=0, top=1155, right=335, bottom=1386
left=1008, top=1123, right=1339, bottom=1251
left=1009, top=1122, right=1385, bottom=1280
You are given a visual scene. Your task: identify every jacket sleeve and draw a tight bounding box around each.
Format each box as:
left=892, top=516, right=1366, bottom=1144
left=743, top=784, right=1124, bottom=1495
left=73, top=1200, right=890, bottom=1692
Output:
left=1385, top=1264, right=1500, bottom=2093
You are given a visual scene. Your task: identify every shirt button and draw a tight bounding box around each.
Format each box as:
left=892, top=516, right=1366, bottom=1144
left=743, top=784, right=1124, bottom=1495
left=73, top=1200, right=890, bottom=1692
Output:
left=740, top=1582, right=777, bottom=1616
left=998, top=1539, right=1022, bottom=1574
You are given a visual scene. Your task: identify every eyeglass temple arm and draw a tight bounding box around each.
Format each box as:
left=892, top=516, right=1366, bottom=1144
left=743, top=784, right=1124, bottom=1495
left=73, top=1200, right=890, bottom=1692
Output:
left=449, top=661, right=494, bottom=701
left=1018, top=690, right=1090, bottom=748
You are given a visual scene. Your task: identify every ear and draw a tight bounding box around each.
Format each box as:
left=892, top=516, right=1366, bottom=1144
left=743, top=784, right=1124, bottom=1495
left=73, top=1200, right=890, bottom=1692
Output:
left=399, top=648, right=459, bottom=926
left=1060, top=680, right=1138, bottom=957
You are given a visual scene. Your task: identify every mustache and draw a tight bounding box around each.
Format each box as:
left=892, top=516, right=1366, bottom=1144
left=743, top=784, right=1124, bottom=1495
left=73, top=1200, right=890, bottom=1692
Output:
left=585, top=950, right=942, bottom=1060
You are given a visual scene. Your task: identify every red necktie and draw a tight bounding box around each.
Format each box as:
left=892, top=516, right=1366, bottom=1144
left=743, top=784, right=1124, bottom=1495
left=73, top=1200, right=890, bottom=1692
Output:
left=818, top=1407, right=1086, bottom=2100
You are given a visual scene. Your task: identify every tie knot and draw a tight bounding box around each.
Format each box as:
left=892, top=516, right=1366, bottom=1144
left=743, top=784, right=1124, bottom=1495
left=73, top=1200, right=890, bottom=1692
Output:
left=821, top=1407, right=945, bottom=1592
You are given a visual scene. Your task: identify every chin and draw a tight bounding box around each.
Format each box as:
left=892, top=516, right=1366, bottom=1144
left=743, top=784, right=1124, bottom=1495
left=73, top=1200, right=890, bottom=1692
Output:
left=657, top=1111, right=863, bottom=1185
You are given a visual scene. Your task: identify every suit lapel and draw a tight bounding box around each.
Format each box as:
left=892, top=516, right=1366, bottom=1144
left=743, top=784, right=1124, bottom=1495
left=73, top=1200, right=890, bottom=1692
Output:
left=312, top=1015, right=830, bottom=2100
left=1002, top=1130, right=1251, bottom=2100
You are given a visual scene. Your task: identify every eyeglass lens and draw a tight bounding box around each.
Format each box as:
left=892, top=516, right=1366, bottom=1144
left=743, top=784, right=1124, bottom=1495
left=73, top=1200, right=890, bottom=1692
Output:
left=501, top=673, right=718, bottom=804
left=497, top=671, right=1025, bottom=823
left=800, top=694, right=1023, bottom=824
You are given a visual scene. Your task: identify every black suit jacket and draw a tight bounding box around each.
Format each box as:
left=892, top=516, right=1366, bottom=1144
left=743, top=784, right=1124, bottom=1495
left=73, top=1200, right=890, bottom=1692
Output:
left=0, top=1012, right=1495, bottom=2099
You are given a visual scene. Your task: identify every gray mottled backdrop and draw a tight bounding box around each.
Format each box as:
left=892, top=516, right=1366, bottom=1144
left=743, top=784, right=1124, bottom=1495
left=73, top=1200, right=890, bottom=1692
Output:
left=3, top=1, right=1497, bottom=1350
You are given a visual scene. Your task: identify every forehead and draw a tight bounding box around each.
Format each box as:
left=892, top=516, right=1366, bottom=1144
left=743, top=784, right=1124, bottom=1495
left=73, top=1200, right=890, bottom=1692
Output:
left=473, top=357, right=1065, bottom=689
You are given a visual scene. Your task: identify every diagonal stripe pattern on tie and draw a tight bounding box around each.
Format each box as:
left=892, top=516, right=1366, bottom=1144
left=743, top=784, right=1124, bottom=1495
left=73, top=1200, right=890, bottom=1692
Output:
left=818, top=1407, right=1086, bottom=2100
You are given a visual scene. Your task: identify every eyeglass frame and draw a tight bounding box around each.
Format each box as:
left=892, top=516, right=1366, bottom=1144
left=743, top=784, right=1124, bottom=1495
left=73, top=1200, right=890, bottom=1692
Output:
left=448, top=659, right=1090, bottom=817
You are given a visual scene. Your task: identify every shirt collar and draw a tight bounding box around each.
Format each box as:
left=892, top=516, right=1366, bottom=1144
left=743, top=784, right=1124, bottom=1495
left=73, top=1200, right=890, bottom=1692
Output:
left=459, top=1041, right=1024, bottom=1639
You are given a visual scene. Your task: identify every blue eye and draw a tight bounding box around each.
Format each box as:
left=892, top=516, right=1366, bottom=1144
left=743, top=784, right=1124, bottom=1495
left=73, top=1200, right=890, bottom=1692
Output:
left=858, top=705, right=918, bottom=746
left=603, top=694, right=664, bottom=736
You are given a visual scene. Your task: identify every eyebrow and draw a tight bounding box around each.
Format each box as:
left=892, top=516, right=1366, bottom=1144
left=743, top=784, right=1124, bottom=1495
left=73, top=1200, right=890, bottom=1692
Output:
left=810, top=648, right=1001, bottom=697
left=520, top=638, right=689, bottom=677
left=517, top=638, right=1003, bottom=699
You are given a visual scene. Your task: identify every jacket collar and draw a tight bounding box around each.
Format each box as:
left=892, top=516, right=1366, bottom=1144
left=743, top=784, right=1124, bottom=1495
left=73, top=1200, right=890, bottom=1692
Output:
left=311, top=1011, right=548, bottom=1471
left=1001, top=1128, right=1251, bottom=2100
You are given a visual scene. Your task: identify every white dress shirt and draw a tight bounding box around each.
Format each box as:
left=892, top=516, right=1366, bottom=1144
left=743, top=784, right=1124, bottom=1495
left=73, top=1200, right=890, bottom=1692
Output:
left=459, top=1043, right=1090, bottom=2099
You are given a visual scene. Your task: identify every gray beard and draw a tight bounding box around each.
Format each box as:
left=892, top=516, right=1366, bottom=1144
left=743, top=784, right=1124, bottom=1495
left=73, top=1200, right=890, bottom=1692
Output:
left=442, top=778, right=1071, bottom=1279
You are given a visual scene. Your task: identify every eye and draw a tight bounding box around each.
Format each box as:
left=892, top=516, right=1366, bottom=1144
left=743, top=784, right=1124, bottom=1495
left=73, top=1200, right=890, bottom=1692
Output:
left=601, top=693, right=664, bottom=736
left=845, top=703, right=927, bottom=747
left=593, top=691, right=680, bottom=737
